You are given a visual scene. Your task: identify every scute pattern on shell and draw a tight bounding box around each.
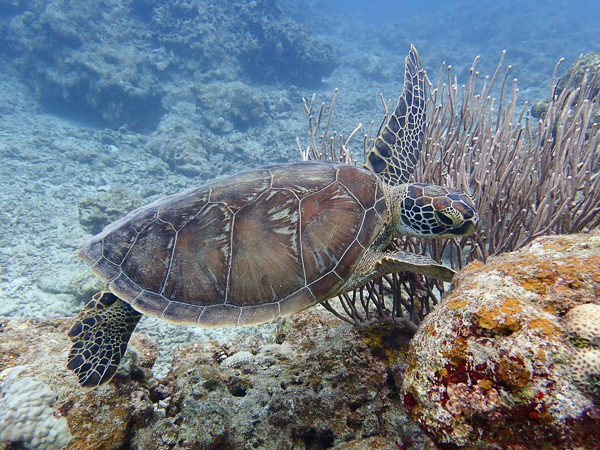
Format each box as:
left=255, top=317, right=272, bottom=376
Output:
left=78, top=161, right=387, bottom=327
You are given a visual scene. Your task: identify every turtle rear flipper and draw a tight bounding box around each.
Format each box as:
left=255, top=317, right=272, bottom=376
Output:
left=67, top=291, right=142, bottom=388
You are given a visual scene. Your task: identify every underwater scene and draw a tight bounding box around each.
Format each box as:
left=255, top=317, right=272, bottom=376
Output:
left=1, top=0, right=600, bottom=448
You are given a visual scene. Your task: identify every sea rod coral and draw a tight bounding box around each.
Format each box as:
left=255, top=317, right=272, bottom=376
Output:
left=299, top=51, right=600, bottom=328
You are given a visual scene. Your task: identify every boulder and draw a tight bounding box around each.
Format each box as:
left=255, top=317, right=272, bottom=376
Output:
left=403, top=231, right=600, bottom=448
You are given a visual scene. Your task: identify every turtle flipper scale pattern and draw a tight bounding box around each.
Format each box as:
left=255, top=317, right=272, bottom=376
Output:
left=366, top=44, right=425, bottom=186
left=67, top=291, right=142, bottom=388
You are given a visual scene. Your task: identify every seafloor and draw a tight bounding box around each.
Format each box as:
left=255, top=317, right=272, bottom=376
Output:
left=0, top=1, right=599, bottom=447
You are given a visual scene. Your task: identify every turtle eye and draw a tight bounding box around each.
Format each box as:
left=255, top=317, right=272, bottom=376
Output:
left=435, top=211, right=456, bottom=227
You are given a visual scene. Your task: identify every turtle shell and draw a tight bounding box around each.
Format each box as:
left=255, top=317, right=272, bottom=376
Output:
left=79, top=161, right=387, bottom=327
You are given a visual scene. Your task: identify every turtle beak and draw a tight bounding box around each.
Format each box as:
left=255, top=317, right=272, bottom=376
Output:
left=452, top=216, right=479, bottom=236
left=451, top=196, right=479, bottom=236
left=453, top=207, right=479, bottom=236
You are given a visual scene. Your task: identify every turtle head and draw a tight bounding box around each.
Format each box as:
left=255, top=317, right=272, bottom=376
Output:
left=392, top=183, right=479, bottom=238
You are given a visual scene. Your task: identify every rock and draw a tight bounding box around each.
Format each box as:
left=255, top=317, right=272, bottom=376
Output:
left=403, top=231, right=600, bottom=448
left=555, top=52, right=600, bottom=101
left=77, top=190, right=141, bottom=235
left=531, top=52, right=600, bottom=124
left=0, top=319, right=158, bottom=450
left=530, top=100, right=549, bottom=118
left=0, top=311, right=431, bottom=449
left=133, top=309, right=429, bottom=449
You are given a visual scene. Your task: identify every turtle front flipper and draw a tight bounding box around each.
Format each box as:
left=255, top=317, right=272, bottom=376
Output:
left=375, top=249, right=456, bottom=282
left=366, top=44, right=425, bottom=186
left=342, top=248, right=456, bottom=293
left=67, top=291, right=142, bottom=388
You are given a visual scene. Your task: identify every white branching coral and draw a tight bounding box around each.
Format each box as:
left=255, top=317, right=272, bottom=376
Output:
left=0, top=367, right=71, bottom=450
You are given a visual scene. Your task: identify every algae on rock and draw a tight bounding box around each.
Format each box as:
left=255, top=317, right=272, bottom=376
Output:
left=403, top=231, right=600, bottom=448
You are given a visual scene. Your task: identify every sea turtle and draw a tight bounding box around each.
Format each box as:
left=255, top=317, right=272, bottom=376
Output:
left=67, top=46, right=479, bottom=388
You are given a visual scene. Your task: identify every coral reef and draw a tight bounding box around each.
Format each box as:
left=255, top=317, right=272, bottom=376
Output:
left=3, top=228, right=600, bottom=450
left=0, top=319, right=159, bottom=450
left=403, top=231, right=600, bottom=448
left=0, top=311, right=430, bottom=449
left=0, top=367, right=71, bottom=450
left=0, top=0, right=335, bottom=131
left=564, top=303, right=600, bottom=399
left=564, top=303, right=600, bottom=347
left=570, top=348, right=600, bottom=400
left=133, top=310, right=427, bottom=449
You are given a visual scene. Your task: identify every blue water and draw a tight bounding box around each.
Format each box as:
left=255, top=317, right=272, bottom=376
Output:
left=315, top=0, right=600, bottom=83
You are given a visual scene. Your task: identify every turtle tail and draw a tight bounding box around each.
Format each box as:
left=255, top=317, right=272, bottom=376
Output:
left=67, top=291, right=142, bottom=388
